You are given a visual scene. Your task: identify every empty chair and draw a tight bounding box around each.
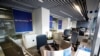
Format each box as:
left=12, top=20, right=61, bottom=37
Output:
left=63, top=29, right=71, bottom=41
left=79, top=27, right=86, bottom=36
left=70, top=31, right=79, bottom=51
left=71, top=31, right=79, bottom=44
left=36, top=35, right=47, bottom=50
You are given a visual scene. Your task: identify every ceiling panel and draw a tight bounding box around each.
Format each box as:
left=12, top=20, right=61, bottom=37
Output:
left=86, top=0, right=99, bottom=19
left=87, top=0, right=99, bottom=11
left=0, top=0, right=99, bottom=21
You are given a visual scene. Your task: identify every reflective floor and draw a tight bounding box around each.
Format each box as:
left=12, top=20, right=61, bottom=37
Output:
left=0, top=40, right=24, bottom=56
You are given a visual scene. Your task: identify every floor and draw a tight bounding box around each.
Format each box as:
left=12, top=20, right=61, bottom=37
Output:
left=26, top=47, right=40, bottom=56
left=0, top=41, right=74, bottom=56
left=0, top=40, right=41, bottom=56
left=0, top=41, right=24, bottom=56
left=0, top=36, right=91, bottom=56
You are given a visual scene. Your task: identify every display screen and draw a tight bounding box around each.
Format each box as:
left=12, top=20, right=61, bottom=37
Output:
left=13, top=9, right=32, bottom=32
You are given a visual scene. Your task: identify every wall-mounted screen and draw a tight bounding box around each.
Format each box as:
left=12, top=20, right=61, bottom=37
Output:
left=13, top=9, right=32, bottom=32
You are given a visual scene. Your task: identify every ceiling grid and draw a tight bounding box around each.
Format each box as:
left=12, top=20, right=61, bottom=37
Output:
left=0, top=0, right=99, bottom=21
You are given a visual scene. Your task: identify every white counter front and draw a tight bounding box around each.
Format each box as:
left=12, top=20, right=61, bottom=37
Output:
left=40, top=40, right=71, bottom=56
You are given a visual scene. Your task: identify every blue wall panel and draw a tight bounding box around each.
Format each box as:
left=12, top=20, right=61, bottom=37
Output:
left=13, top=9, right=32, bottom=32
left=50, top=16, right=53, bottom=29
left=50, top=16, right=53, bottom=21
left=58, top=20, right=62, bottom=29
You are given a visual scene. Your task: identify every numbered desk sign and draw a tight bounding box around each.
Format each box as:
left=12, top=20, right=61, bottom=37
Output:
left=75, top=47, right=91, bottom=56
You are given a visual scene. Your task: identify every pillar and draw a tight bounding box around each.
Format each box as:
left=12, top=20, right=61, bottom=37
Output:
left=32, top=7, right=50, bottom=34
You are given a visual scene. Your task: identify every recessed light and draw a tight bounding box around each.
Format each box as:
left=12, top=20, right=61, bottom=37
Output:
left=38, top=0, right=44, bottom=3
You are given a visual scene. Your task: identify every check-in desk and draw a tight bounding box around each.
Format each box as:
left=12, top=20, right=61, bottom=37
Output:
left=40, top=40, right=71, bottom=56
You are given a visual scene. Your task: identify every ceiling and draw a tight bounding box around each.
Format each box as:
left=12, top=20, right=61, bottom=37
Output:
left=0, top=0, right=99, bottom=21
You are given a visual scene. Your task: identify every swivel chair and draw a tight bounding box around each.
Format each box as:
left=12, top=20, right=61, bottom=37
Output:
left=36, top=35, right=47, bottom=53
left=70, top=31, right=80, bottom=51
left=36, top=35, right=47, bottom=49
left=63, top=29, right=71, bottom=41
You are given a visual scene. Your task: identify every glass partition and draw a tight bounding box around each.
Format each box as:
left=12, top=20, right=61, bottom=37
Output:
left=0, top=6, right=15, bottom=37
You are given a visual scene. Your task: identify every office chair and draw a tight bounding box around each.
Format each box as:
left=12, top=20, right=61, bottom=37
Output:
left=79, top=27, right=86, bottom=36
left=70, top=31, right=80, bottom=51
left=36, top=35, right=47, bottom=53
left=63, top=29, right=71, bottom=41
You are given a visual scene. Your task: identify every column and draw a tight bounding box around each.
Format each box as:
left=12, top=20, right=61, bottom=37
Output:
left=32, top=7, right=50, bottom=34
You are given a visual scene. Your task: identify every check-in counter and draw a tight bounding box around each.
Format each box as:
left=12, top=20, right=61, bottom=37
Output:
left=40, top=40, right=71, bottom=56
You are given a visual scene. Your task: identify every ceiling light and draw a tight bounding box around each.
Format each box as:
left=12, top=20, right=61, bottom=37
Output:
left=60, top=11, right=73, bottom=17
left=38, top=0, right=44, bottom=3
left=50, top=13, right=65, bottom=19
left=74, top=4, right=81, bottom=14
left=0, top=8, right=8, bottom=10
left=74, top=4, right=84, bottom=17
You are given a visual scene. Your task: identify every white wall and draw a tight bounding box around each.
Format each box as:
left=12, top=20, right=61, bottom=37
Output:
left=62, top=18, right=71, bottom=29
left=41, top=7, right=50, bottom=34
left=67, top=18, right=72, bottom=29
left=72, top=21, right=77, bottom=28
left=32, top=8, right=42, bottom=34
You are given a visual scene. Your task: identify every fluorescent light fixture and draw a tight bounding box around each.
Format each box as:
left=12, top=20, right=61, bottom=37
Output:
left=60, top=11, right=73, bottom=17
left=50, top=13, right=65, bottom=19
left=74, top=4, right=84, bottom=18
left=0, top=8, right=8, bottom=10
left=74, top=4, right=81, bottom=14
left=38, top=0, right=44, bottom=3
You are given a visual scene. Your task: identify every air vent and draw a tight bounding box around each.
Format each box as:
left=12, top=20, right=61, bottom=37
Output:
left=90, top=11, right=93, bottom=13
left=95, top=10, right=98, bottom=13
